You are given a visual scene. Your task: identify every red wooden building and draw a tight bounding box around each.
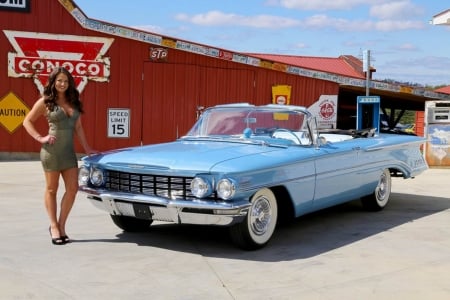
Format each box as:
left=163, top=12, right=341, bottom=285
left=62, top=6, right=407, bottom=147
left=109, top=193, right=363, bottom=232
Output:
left=1, top=0, right=448, bottom=157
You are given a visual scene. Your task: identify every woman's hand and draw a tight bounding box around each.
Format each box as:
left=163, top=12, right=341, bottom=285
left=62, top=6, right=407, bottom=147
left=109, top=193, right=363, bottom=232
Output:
left=37, top=135, right=57, bottom=145
left=85, top=147, right=99, bottom=156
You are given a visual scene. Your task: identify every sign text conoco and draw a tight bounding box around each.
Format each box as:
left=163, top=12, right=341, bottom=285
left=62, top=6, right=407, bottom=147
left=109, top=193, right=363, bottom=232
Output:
left=4, top=30, right=114, bottom=93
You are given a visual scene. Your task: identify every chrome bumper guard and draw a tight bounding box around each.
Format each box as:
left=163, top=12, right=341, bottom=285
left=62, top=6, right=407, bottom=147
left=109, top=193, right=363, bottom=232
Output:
left=79, top=186, right=250, bottom=226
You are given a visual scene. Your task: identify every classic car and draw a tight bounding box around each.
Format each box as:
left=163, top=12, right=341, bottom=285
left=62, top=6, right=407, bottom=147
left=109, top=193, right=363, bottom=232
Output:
left=78, top=103, right=428, bottom=250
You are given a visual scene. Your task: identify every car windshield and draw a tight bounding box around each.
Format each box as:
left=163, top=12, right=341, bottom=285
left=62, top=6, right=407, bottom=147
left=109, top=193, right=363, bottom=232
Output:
left=184, top=104, right=312, bottom=145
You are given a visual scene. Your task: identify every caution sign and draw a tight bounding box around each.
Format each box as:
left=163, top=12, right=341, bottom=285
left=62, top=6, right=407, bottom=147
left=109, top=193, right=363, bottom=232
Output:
left=108, top=108, right=130, bottom=138
left=272, top=85, right=291, bottom=105
left=0, top=92, right=30, bottom=133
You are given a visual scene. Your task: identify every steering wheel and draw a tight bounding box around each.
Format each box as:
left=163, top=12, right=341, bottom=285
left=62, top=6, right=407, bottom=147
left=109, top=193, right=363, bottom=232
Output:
left=271, top=128, right=302, bottom=145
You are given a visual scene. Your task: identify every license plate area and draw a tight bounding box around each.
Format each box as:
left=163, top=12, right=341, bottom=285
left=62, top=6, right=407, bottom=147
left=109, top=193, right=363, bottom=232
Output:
left=133, top=203, right=152, bottom=220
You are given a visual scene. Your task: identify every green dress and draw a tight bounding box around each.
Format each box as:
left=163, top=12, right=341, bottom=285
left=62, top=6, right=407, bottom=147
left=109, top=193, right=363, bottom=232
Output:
left=40, top=106, right=80, bottom=171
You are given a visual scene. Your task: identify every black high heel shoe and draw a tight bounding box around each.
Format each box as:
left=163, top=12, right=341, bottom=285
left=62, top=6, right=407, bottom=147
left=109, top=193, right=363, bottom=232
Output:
left=48, top=227, right=65, bottom=245
left=61, top=235, right=71, bottom=243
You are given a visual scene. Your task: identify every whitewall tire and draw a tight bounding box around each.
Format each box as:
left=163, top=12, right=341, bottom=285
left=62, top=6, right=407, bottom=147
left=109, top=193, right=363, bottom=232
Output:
left=229, top=188, right=278, bottom=250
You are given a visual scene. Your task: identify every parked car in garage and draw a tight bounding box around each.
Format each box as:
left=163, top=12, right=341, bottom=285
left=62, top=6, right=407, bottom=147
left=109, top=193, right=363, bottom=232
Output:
left=78, top=103, right=428, bottom=250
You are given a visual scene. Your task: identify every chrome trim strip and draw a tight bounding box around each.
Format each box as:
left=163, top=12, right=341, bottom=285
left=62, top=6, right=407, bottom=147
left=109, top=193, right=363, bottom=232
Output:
left=81, top=186, right=250, bottom=226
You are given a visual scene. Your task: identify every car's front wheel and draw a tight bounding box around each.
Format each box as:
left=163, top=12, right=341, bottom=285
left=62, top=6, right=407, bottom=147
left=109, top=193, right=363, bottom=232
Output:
left=110, top=215, right=153, bottom=232
left=229, top=188, right=278, bottom=250
left=361, top=169, right=391, bottom=211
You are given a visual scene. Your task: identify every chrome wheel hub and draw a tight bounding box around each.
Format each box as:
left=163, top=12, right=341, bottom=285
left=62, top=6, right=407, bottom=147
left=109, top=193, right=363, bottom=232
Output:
left=250, top=196, right=272, bottom=235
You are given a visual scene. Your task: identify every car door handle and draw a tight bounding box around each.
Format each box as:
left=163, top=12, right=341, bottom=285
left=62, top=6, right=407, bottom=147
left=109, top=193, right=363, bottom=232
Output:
left=352, top=146, right=361, bottom=150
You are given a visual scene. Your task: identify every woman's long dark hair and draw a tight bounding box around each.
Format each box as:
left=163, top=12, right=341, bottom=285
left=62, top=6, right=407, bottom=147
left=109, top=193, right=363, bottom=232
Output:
left=43, top=67, right=84, bottom=113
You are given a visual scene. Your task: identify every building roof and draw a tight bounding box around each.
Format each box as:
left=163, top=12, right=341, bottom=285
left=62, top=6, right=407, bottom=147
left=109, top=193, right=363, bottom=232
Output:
left=435, top=86, right=450, bottom=94
left=58, top=0, right=449, bottom=101
left=247, top=54, right=367, bottom=79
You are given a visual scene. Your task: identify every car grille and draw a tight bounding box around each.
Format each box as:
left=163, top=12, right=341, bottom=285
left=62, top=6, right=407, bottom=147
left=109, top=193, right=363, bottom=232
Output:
left=104, top=170, right=198, bottom=200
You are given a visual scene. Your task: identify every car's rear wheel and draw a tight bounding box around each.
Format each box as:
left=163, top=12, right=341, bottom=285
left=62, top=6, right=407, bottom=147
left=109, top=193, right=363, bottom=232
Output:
left=110, top=215, right=153, bottom=232
left=229, top=188, right=278, bottom=250
left=361, top=169, right=391, bottom=211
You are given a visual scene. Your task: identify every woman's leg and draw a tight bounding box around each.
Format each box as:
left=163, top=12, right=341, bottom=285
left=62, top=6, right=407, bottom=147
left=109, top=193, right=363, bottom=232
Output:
left=58, top=167, right=79, bottom=237
left=44, top=171, right=61, bottom=238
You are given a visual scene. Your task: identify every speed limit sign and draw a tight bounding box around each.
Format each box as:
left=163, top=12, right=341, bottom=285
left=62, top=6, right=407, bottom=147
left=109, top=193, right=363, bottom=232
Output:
left=108, top=108, right=130, bottom=138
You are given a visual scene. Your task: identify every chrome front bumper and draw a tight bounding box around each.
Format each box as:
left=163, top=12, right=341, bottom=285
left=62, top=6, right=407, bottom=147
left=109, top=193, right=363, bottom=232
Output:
left=79, top=186, right=250, bottom=226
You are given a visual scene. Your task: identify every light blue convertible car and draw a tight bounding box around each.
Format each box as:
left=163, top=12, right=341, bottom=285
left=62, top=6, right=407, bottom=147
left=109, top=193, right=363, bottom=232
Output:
left=78, top=103, right=428, bottom=250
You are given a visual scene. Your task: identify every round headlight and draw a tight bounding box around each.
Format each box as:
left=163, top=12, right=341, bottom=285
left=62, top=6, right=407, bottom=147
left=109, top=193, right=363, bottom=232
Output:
left=78, top=166, right=90, bottom=186
left=90, top=167, right=104, bottom=186
left=216, top=178, right=236, bottom=200
left=190, top=177, right=211, bottom=198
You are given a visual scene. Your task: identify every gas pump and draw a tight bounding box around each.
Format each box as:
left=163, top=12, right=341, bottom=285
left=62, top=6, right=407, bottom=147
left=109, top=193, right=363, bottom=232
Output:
left=424, top=101, right=450, bottom=167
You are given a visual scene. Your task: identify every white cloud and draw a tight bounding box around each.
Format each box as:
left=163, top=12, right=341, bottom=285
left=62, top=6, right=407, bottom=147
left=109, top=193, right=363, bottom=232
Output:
left=375, top=55, right=450, bottom=83
left=133, top=24, right=189, bottom=37
left=175, top=11, right=424, bottom=32
left=294, top=42, right=309, bottom=49
left=411, top=56, right=450, bottom=71
left=394, top=43, right=418, bottom=51
left=175, top=11, right=300, bottom=28
left=301, top=14, right=368, bottom=31
left=133, top=24, right=165, bottom=33
left=373, top=20, right=424, bottom=31
left=370, top=1, right=423, bottom=20
left=175, top=0, right=426, bottom=33
left=381, top=56, right=450, bottom=77
left=268, top=0, right=388, bottom=11
left=301, top=14, right=424, bottom=31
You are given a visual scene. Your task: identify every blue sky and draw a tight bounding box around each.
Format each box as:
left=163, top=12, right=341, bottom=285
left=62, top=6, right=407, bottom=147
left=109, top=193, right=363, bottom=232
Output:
left=75, top=0, right=450, bottom=86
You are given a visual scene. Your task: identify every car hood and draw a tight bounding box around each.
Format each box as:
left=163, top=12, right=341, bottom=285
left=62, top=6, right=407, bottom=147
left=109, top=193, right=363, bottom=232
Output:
left=84, top=139, right=286, bottom=174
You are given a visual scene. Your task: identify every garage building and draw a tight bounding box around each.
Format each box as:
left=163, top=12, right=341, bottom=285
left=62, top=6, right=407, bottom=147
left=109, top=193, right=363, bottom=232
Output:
left=1, top=0, right=448, bottom=157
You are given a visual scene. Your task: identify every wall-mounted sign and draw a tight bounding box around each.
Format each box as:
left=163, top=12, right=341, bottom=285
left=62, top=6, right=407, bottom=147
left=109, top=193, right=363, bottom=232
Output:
left=357, top=96, right=380, bottom=103
left=272, top=85, right=291, bottom=105
left=0, top=92, right=30, bottom=133
left=108, top=108, right=130, bottom=138
left=4, top=30, right=113, bottom=93
left=149, top=47, right=168, bottom=61
left=307, top=95, right=338, bottom=129
left=0, top=0, right=30, bottom=12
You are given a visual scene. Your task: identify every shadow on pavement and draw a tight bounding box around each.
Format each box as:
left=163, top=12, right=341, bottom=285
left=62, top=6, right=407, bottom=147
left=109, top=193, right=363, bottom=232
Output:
left=73, top=192, right=450, bottom=262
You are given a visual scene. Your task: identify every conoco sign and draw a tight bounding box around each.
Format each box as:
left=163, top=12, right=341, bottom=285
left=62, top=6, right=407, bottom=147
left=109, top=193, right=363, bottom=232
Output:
left=4, top=30, right=114, bottom=93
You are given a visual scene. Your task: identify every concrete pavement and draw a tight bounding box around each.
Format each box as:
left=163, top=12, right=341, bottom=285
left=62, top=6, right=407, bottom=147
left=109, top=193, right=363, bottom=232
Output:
left=0, top=160, right=449, bottom=299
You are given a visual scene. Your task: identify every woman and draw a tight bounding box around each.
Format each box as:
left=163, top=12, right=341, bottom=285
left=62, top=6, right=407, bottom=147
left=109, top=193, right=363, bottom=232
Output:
left=23, top=67, right=96, bottom=245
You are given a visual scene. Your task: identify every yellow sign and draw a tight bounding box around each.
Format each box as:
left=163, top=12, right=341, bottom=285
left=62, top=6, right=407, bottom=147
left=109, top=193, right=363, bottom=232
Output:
left=272, top=85, right=291, bottom=105
left=161, top=38, right=177, bottom=48
left=273, top=112, right=289, bottom=120
left=400, top=86, right=413, bottom=94
left=0, top=92, right=30, bottom=133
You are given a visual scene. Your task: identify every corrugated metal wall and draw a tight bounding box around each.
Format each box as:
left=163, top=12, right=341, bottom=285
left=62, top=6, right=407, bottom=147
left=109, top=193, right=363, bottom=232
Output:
left=141, top=55, right=339, bottom=144
left=0, top=0, right=339, bottom=154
